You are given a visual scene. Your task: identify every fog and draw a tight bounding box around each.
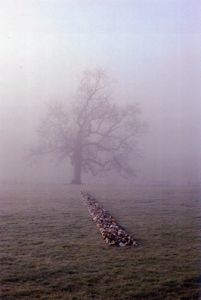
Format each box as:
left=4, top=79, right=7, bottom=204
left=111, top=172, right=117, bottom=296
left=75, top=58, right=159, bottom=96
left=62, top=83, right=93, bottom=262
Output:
left=0, top=0, right=201, bottom=186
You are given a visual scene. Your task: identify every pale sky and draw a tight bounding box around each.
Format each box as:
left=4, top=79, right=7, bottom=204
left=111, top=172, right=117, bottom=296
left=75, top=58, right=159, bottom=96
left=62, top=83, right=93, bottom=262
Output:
left=0, top=0, right=201, bottom=184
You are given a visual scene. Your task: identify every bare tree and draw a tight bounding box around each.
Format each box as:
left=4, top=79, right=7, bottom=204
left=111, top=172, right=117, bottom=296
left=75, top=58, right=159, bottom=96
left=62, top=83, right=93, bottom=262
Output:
left=33, top=69, right=145, bottom=184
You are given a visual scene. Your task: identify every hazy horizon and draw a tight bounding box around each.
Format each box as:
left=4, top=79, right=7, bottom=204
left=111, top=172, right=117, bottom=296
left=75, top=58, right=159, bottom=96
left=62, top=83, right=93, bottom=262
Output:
left=0, top=0, right=201, bottom=186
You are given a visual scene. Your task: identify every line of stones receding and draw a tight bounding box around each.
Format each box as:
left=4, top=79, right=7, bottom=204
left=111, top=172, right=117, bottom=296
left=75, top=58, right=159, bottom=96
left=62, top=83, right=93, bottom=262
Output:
left=81, top=191, right=137, bottom=247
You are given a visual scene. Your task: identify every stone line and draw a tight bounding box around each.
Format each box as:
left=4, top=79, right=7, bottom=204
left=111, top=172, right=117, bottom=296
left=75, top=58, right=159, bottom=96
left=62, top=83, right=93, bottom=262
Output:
left=81, top=191, right=137, bottom=247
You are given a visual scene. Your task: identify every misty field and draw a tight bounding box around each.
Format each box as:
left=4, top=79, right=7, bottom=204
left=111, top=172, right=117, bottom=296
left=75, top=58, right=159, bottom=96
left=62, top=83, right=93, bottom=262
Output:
left=0, top=184, right=200, bottom=300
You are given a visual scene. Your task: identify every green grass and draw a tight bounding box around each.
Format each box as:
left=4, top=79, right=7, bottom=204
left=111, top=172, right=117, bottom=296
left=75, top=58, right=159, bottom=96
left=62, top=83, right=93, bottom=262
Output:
left=0, top=184, right=200, bottom=299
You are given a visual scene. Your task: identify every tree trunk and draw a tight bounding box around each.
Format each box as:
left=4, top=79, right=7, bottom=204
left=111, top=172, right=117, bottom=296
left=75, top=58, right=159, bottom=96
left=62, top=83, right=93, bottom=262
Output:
left=71, top=133, right=82, bottom=184
left=72, top=157, right=82, bottom=184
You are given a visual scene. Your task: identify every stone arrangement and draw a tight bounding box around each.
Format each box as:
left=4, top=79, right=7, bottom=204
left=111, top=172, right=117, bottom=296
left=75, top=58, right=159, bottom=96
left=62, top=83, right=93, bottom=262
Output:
left=81, top=191, right=137, bottom=247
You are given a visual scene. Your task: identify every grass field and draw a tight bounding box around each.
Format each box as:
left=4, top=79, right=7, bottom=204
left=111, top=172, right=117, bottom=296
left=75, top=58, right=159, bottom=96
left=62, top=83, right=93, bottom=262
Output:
left=0, top=184, right=201, bottom=299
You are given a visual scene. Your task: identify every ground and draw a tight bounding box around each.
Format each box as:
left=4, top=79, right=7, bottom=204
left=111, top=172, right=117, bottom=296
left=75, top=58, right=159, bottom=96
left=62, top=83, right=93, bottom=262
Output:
left=0, top=184, right=200, bottom=299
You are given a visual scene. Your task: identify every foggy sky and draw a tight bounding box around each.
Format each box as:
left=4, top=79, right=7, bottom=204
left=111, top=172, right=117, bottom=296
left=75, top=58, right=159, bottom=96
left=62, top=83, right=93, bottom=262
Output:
left=0, top=0, right=201, bottom=185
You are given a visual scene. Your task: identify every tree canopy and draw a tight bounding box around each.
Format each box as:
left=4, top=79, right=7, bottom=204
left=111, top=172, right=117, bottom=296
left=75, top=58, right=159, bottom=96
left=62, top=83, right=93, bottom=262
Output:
left=34, top=69, right=145, bottom=184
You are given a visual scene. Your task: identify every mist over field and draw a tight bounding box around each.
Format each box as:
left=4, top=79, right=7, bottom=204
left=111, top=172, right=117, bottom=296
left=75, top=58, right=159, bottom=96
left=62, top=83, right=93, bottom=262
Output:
left=0, top=0, right=201, bottom=186
left=1, top=2, right=201, bottom=299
